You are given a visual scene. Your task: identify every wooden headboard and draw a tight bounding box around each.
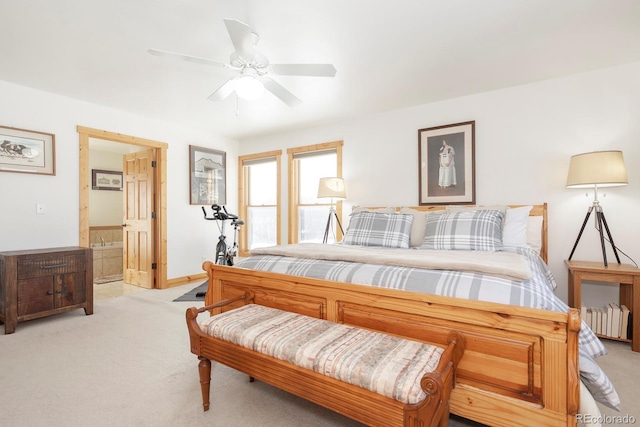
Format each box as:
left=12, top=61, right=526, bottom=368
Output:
left=362, top=204, right=548, bottom=264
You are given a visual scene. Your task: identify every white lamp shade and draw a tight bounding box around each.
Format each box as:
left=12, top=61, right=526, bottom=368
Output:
left=235, top=76, right=264, bottom=100
left=317, top=177, right=346, bottom=199
left=566, top=150, right=628, bottom=188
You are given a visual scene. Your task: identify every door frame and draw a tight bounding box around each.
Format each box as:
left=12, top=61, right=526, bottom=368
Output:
left=77, top=126, right=169, bottom=289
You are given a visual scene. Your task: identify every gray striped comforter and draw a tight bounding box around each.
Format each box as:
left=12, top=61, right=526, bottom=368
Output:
left=234, top=245, right=620, bottom=409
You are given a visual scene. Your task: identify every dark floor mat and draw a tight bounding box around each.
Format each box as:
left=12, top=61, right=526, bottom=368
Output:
left=173, top=282, right=208, bottom=302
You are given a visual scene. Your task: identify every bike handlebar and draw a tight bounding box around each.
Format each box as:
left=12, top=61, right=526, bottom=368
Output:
left=222, top=205, right=239, bottom=220
left=202, top=204, right=242, bottom=224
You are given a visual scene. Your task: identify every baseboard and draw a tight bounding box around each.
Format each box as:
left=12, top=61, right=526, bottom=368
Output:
left=166, top=272, right=207, bottom=288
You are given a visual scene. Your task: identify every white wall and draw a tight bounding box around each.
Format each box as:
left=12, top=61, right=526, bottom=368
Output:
left=239, top=61, right=640, bottom=304
left=0, top=80, right=239, bottom=280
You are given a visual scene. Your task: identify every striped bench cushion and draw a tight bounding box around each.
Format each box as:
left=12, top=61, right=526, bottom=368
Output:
left=199, top=304, right=444, bottom=405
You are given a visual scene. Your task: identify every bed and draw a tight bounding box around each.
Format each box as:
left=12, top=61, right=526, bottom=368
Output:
left=203, top=204, right=619, bottom=427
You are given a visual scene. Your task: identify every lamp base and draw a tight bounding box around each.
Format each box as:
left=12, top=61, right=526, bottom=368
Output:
left=323, top=206, right=344, bottom=244
left=568, top=202, right=621, bottom=268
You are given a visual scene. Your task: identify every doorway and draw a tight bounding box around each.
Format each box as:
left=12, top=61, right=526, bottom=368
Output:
left=78, top=126, right=169, bottom=289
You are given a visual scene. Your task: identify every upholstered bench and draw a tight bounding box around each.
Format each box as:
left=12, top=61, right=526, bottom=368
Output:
left=186, top=293, right=465, bottom=427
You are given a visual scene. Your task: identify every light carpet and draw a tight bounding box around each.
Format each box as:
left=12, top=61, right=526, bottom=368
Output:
left=0, top=283, right=637, bottom=427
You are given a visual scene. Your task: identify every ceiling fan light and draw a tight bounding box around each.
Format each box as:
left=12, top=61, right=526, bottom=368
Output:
left=235, top=75, right=264, bottom=100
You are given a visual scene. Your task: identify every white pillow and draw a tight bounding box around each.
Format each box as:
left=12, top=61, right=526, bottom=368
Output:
left=502, top=206, right=533, bottom=248
left=399, top=207, right=430, bottom=248
left=526, top=215, right=544, bottom=253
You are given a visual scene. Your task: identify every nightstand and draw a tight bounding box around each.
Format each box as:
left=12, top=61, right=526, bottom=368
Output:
left=565, top=260, right=640, bottom=352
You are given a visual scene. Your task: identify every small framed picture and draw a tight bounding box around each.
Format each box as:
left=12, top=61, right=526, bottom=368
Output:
left=189, top=145, right=226, bottom=205
left=92, top=169, right=123, bottom=191
left=418, top=121, right=475, bottom=205
left=0, top=125, right=56, bottom=175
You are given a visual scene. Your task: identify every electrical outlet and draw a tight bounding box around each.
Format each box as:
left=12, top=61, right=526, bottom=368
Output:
left=36, top=203, right=45, bottom=214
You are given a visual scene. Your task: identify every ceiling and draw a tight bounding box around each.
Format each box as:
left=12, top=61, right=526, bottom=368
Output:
left=2, top=1, right=640, bottom=140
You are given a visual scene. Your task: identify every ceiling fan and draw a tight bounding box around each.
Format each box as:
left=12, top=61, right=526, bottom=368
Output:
left=148, top=19, right=337, bottom=107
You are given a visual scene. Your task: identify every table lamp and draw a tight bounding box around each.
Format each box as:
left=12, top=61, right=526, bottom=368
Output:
left=566, top=150, right=628, bottom=267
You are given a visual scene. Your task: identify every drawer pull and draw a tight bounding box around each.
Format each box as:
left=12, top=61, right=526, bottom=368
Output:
left=40, top=263, right=68, bottom=269
left=46, top=291, right=53, bottom=295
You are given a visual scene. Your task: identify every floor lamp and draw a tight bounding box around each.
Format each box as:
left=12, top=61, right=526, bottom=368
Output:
left=566, top=150, right=628, bottom=267
left=317, top=177, right=346, bottom=244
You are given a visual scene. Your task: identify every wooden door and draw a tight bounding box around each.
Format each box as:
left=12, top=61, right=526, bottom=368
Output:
left=123, top=149, right=155, bottom=288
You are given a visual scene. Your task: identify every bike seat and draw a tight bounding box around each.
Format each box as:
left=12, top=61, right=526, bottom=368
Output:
left=232, top=219, right=245, bottom=225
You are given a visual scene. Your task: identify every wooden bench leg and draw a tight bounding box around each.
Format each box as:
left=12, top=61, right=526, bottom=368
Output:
left=198, top=356, right=211, bottom=411
left=439, top=404, right=450, bottom=427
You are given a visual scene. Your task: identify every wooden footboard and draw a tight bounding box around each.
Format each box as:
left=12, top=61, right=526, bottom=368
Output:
left=203, top=262, right=580, bottom=427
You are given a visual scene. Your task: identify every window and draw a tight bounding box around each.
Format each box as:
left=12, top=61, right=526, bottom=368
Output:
left=287, top=141, right=343, bottom=244
left=238, top=150, right=282, bottom=256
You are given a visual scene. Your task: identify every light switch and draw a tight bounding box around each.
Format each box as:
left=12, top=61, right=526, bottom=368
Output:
left=36, top=204, right=45, bottom=214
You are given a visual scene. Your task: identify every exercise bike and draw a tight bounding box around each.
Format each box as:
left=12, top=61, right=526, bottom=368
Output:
left=202, top=204, right=244, bottom=266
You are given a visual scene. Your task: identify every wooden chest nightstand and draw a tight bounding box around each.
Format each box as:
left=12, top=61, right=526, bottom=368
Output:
left=565, top=259, right=640, bottom=352
left=0, top=247, right=93, bottom=334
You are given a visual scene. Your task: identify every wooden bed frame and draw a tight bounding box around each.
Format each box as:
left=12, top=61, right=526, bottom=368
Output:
left=203, top=203, right=582, bottom=427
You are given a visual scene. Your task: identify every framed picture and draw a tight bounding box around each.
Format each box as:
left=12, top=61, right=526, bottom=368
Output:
left=0, top=125, right=56, bottom=175
left=92, top=169, right=123, bottom=191
left=418, top=121, right=475, bottom=205
left=189, top=145, right=226, bottom=205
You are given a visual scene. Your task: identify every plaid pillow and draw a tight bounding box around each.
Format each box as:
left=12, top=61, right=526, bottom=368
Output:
left=420, top=210, right=504, bottom=251
left=342, top=212, right=413, bottom=248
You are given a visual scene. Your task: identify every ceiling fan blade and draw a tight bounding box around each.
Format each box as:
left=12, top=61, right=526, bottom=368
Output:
left=207, top=79, right=236, bottom=101
left=262, top=78, right=302, bottom=107
left=148, top=48, right=231, bottom=69
left=224, top=19, right=256, bottom=61
left=269, top=64, right=337, bottom=77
